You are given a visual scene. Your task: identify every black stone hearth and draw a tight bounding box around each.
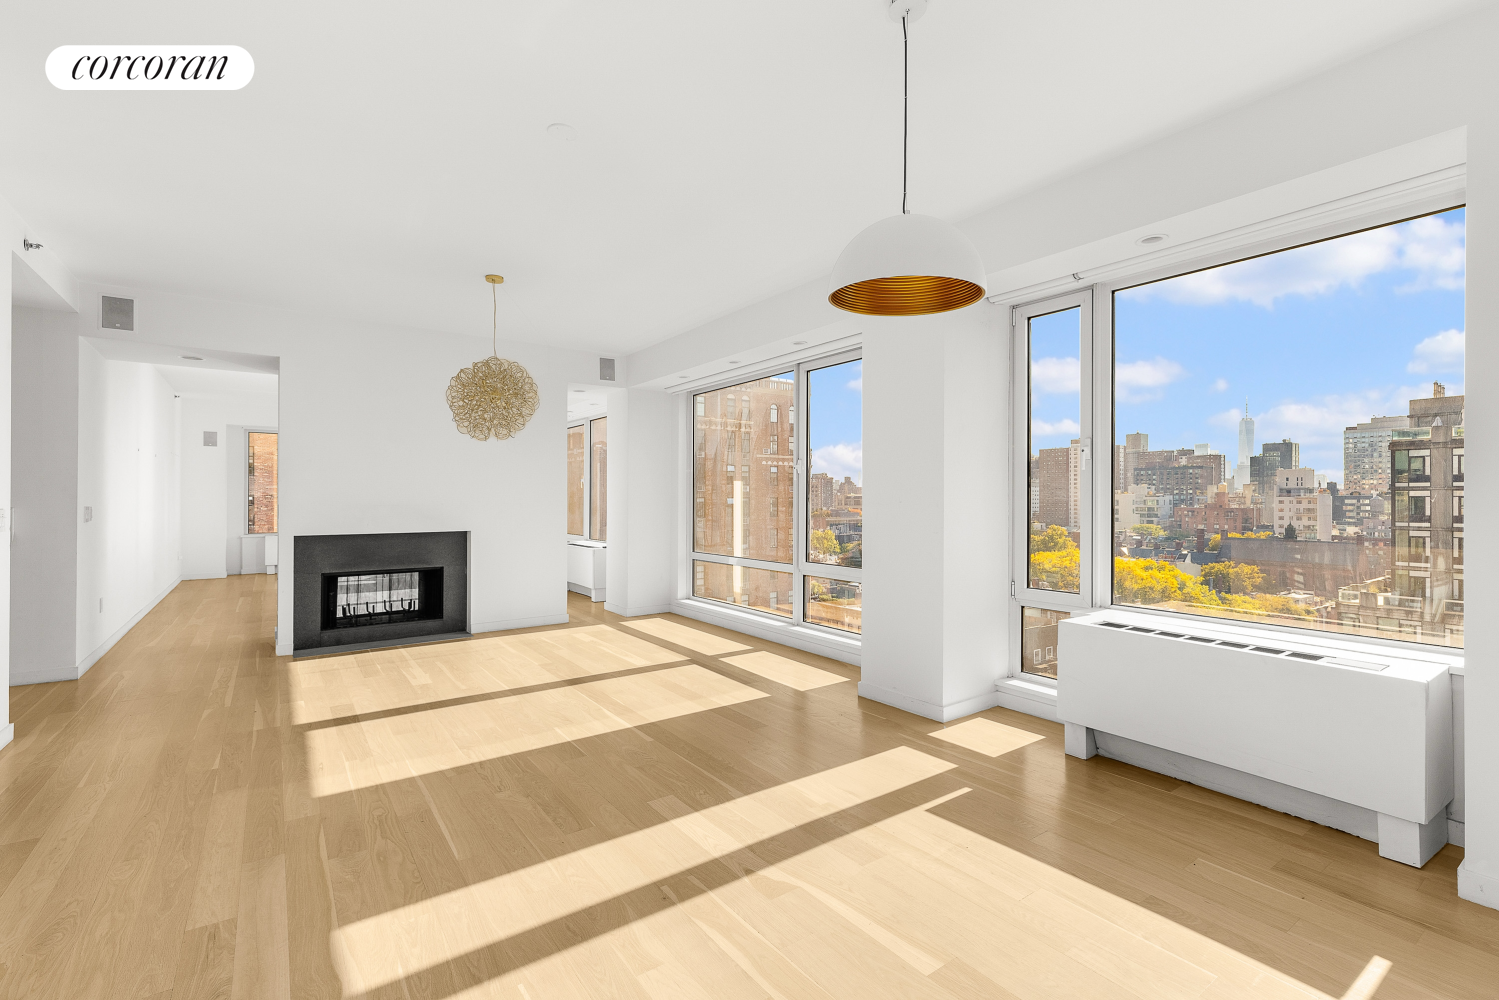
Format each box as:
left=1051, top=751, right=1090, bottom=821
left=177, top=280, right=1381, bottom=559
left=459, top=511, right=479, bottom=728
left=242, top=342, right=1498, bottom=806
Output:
left=293, top=531, right=468, bottom=654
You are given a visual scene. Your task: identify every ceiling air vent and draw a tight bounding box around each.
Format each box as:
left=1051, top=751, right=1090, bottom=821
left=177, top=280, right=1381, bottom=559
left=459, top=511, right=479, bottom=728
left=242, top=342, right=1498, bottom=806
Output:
left=101, top=295, right=134, bottom=331
left=599, top=358, right=616, bottom=381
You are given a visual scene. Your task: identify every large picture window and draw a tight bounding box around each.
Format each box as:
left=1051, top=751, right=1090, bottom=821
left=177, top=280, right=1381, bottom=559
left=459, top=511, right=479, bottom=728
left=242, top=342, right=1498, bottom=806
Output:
left=1111, top=207, right=1465, bottom=648
left=690, top=352, right=862, bottom=634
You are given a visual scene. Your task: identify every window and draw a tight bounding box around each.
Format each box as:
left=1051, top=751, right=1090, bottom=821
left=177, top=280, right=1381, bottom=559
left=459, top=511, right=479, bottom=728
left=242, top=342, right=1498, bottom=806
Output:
left=590, top=416, right=607, bottom=541
left=566, top=424, right=585, bottom=535
left=247, top=431, right=277, bottom=534
left=690, top=351, right=861, bottom=634
left=568, top=417, right=607, bottom=540
left=1110, top=206, right=1464, bottom=648
left=1021, top=607, right=1070, bottom=679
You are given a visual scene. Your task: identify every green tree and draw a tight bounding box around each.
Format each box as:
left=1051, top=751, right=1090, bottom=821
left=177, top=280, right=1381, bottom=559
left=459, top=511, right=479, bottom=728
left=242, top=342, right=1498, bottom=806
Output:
left=1029, top=524, right=1077, bottom=553
left=1199, top=561, right=1266, bottom=595
left=811, top=529, right=842, bottom=559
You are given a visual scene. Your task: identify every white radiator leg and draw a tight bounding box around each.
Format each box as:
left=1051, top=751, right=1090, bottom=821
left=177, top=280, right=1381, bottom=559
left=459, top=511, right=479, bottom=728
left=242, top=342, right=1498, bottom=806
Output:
left=1064, top=723, right=1097, bottom=760
left=1377, top=810, right=1448, bottom=868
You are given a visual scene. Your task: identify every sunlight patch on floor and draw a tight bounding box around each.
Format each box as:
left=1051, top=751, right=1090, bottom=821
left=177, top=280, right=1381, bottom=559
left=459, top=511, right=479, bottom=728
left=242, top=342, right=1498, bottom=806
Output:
left=927, top=717, right=1046, bottom=757
left=288, top=625, right=686, bottom=724
left=336, top=760, right=1390, bottom=1000
left=720, top=651, right=847, bottom=691
left=303, top=663, right=766, bottom=796
left=619, top=618, right=751, bottom=655
left=329, top=746, right=958, bottom=994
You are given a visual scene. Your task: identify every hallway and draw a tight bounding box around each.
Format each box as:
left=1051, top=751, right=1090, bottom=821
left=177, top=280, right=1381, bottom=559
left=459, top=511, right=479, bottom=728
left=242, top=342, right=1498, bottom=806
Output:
left=0, top=578, right=1494, bottom=999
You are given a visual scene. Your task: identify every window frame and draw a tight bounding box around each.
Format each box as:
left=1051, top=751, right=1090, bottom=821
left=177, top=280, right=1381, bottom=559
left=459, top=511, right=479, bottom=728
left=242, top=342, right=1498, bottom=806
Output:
left=1010, top=289, right=1097, bottom=617
left=1007, top=190, right=1467, bottom=663
left=682, top=348, right=862, bottom=638
left=566, top=414, right=607, bottom=542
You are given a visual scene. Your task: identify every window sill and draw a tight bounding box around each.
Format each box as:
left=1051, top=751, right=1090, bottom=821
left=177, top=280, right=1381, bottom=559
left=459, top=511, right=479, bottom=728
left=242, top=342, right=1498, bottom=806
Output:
left=995, top=675, right=1058, bottom=722
left=671, top=597, right=860, bottom=666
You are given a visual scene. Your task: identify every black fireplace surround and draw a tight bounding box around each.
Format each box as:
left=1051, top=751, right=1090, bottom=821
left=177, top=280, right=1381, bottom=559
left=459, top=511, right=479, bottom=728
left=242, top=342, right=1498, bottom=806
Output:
left=293, top=531, right=468, bottom=654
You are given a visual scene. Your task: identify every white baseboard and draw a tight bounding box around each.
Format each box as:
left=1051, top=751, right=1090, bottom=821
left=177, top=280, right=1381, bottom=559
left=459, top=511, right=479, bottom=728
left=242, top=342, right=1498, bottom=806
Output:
left=275, top=641, right=293, bottom=657
left=1458, top=859, right=1499, bottom=911
left=671, top=598, right=861, bottom=667
left=995, top=676, right=1060, bottom=722
left=0, top=723, right=13, bottom=753
left=855, top=681, right=998, bottom=723
left=11, top=577, right=182, bottom=687
left=471, top=613, right=570, bottom=635
left=605, top=601, right=673, bottom=618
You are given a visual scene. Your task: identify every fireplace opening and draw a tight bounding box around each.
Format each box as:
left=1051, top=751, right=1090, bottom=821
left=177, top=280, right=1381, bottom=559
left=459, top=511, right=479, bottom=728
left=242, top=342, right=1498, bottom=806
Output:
left=321, top=567, right=443, bottom=631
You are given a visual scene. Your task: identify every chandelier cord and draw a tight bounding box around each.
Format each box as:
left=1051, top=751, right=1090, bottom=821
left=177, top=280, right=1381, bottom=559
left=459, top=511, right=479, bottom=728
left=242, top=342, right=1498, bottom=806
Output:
left=491, top=280, right=498, bottom=357
left=902, top=13, right=909, bottom=215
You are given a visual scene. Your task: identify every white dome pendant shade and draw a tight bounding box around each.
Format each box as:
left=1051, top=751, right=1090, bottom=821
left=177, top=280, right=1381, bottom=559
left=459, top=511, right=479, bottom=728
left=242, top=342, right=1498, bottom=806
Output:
left=829, top=213, right=986, bottom=315
left=828, top=0, right=986, bottom=317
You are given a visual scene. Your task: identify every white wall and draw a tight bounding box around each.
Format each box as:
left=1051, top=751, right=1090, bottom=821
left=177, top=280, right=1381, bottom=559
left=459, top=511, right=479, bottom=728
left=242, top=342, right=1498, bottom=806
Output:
left=604, top=386, right=677, bottom=618
left=179, top=392, right=278, bottom=579
left=10, top=307, right=78, bottom=684
left=74, top=341, right=181, bottom=674
left=52, top=284, right=609, bottom=656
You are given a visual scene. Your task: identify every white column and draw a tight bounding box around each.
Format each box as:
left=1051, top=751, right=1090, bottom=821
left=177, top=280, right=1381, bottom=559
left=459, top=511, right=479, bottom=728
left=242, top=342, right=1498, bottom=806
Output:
left=1459, top=106, right=1499, bottom=910
left=604, top=386, right=677, bottom=618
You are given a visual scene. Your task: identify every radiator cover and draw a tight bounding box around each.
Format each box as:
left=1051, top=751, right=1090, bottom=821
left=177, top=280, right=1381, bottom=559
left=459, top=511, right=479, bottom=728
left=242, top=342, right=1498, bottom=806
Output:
left=1057, top=610, right=1453, bottom=825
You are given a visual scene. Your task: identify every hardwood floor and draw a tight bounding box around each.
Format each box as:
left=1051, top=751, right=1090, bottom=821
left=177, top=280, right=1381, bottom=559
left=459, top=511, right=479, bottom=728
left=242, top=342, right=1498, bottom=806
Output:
left=2, top=575, right=1497, bottom=999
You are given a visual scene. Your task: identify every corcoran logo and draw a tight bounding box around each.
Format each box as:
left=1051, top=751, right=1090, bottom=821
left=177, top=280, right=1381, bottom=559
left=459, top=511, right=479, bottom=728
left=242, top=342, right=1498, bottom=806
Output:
left=46, top=46, right=253, bottom=90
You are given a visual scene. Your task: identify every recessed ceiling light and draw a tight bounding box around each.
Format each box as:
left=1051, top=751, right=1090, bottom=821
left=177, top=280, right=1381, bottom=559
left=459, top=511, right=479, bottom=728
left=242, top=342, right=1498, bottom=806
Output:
left=180, top=355, right=204, bottom=360
left=678, top=375, right=689, bottom=379
left=793, top=341, right=808, bottom=346
left=1137, top=234, right=1168, bottom=245
left=571, top=389, right=585, bottom=393
left=547, top=123, right=577, bottom=141
left=729, top=360, right=740, bottom=365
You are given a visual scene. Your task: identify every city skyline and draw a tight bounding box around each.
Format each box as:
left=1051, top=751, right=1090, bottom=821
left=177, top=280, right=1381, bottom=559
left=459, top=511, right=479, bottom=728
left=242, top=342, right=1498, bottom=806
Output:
left=1032, top=208, right=1466, bottom=487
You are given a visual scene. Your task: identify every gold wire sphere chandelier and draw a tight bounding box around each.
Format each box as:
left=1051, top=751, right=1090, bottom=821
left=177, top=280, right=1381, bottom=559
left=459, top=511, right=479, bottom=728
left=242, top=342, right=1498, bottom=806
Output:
left=446, top=275, right=540, bottom=441
left=828, top=0, right=987, bottom=316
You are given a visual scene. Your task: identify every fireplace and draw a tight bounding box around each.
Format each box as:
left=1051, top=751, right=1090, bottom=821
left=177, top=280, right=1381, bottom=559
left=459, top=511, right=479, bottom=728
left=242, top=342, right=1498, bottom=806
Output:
left=323, top=568, right=443, bottom=630
left=294, top=531, right=468, bottom=654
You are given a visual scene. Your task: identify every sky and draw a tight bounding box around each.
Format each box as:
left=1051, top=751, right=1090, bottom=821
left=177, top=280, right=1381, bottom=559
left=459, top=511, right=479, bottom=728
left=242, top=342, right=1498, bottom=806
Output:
left=1030, top=207, right=1466, bottom=486
left=808, top=358, right=862, bottom=486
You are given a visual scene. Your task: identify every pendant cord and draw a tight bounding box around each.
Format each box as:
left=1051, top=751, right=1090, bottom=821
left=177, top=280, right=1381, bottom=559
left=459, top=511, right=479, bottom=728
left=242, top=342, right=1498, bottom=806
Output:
left=902, top=13, right=909, bottom=215
left=492, top=281, right=498, bottom=357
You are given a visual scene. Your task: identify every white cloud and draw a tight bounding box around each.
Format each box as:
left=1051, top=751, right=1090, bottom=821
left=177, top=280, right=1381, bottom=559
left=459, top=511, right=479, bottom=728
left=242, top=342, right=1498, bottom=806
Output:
left=1211, top=377, right=1229, bottom=392
left=1032, top=418, right=1081, bottom=438
left=810, top=442, right=861, bottom=485
left=1242, top=382, right=1462, bottom=483
left=1030, top=356, right=1079, bottom=394
left=1118, top=213, right=1464, bottom=308
left=1116, top=356, right=1186, bottom=402
left=1407, top=329, right=1464, bottom=373
left=846, top=376, right=863, bottom=393
left=1208, top=407, right=1244, bottom=429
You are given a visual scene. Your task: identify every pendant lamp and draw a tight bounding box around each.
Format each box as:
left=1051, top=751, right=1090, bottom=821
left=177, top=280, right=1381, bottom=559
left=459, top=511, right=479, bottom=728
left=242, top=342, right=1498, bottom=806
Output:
left=829, top=0, right=986, bottom=316
left=447, top=275, right=540, bottom=441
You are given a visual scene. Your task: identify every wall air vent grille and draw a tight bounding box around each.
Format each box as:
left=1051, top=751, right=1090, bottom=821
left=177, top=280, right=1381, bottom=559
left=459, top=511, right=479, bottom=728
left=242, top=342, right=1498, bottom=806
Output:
left=101, top=295, right=134, bottom=331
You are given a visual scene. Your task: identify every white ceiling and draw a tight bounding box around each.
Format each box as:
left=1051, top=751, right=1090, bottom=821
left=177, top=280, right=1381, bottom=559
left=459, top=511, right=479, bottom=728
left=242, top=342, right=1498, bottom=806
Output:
left=84, top=336, right=279, bottom=374
left=567, top=387, right=609, bottom=421
left=2, top=1, right=1485, bottom=356
left=11, top=252, right=71, bottom=311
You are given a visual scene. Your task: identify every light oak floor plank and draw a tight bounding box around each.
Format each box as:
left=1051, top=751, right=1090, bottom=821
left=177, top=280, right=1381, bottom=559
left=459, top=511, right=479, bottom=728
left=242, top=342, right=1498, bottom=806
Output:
left=1, top=577, right=1495, bottom=999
